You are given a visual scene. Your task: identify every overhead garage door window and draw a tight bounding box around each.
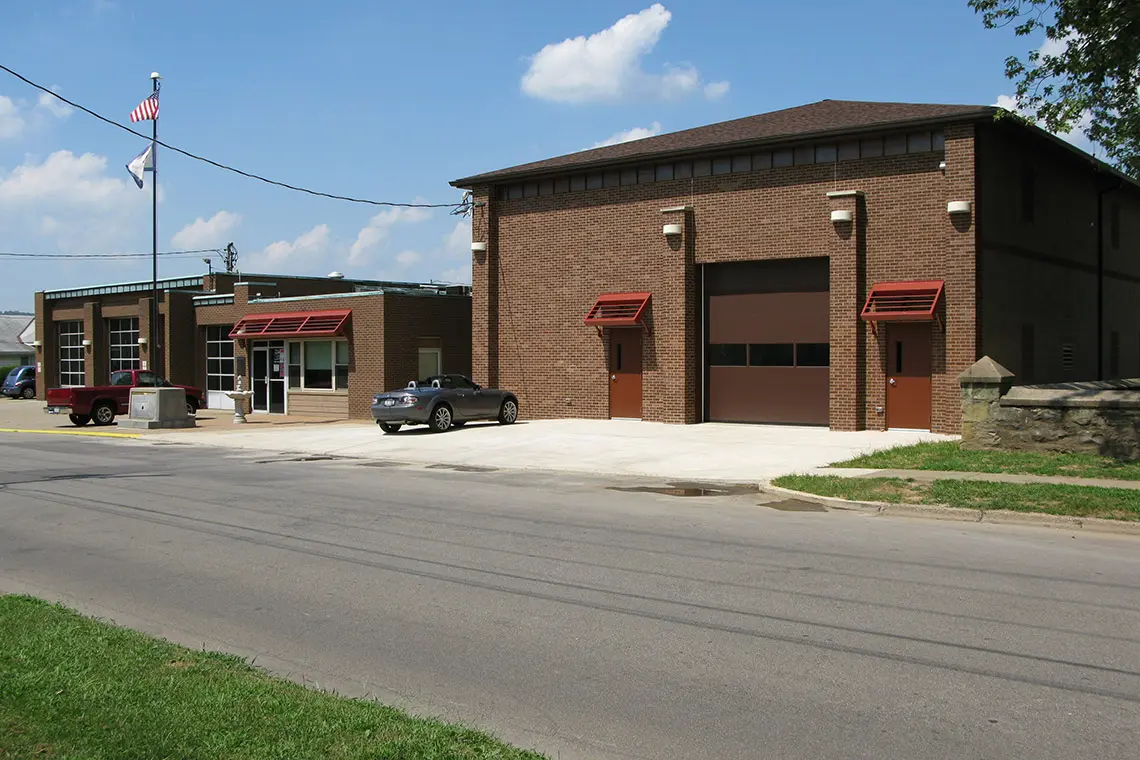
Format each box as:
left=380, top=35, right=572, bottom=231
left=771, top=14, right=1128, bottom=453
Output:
left=749, top=344, right=794, bottom=366
left=796, top=343, right=830, bottom=367
left=708, top=344, right=746, bottom=366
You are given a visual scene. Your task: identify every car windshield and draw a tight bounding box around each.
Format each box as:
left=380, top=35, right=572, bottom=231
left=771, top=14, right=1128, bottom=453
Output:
left=418, top=375, right=474, bottom=390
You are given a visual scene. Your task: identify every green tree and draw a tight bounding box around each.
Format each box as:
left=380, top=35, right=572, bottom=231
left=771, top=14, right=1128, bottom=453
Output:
left=970, top=0, right=1140, bottom=176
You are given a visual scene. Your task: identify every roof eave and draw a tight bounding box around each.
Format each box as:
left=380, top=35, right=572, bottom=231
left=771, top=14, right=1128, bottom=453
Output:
left=449, top=110, right=996, bottom=188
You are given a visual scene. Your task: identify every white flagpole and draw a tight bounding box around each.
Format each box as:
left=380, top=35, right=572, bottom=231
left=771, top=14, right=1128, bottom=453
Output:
left=149, top=72, right=160, bottom=377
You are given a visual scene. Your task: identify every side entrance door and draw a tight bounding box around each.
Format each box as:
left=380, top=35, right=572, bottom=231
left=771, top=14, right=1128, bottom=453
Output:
left=251, top=345, right=269, bottom=413
left=609, top=329, right=643, bottom=419
left=886, top=323, right=932, bottom=430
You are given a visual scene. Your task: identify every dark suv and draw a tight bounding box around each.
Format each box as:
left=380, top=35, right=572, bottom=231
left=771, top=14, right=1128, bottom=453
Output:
left=2, top=365, right=36, bottom=399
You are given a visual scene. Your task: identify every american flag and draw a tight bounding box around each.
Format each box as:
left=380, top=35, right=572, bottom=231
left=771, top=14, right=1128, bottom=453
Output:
left=129, top=88, right=160, bottom=122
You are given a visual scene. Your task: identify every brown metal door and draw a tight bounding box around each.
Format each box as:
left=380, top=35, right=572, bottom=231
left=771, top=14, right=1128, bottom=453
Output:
left=609, top=329, right=643, bottom=418
left=886, top=323, right=932, bottom=430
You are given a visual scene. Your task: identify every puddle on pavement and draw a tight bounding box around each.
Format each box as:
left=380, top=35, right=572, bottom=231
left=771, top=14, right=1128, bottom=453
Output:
left=254, top=455, right=343, bottom=464
left=765, top=499, right=828, bottom=512
left=426, top=463, right=500, bottom=473
left=608, top=482, right=760, bottom=498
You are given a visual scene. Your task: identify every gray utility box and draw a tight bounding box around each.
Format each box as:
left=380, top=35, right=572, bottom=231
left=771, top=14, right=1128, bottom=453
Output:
left=118, top=387, right=195, bottom=430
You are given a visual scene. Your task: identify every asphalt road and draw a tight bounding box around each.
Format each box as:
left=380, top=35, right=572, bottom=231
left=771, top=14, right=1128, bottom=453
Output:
left=2, top=434, right=1139, bottom=759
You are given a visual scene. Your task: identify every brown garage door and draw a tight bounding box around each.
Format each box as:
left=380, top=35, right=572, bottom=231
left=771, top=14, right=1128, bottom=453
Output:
left=705, top=259, right=829, bottom=425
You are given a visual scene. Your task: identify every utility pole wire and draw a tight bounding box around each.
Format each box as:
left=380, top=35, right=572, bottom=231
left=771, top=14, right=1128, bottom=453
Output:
left=0, top=63, right=469, bottom=211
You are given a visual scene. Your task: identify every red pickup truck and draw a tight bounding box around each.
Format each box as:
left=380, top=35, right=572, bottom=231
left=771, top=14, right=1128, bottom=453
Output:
left=45, top=370, right=206, bottom=427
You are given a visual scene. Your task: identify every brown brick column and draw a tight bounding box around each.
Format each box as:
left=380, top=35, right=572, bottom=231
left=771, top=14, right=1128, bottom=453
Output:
left=138, top=297, right=153, bottom=373
left=658, top=206, right=698, bottom=423
left=34, top=292, right=51, bottom=400
left=938, top=123, right=979, bottom=434
left=470, top=186, right=498, bottom=388
left=828, top=190, right=865, bottom=430
left=83, top=302, right=102, bottom=386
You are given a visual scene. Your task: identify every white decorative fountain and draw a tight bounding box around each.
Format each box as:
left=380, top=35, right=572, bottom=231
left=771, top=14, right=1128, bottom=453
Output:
left=225, top=375, right=255, bottom=424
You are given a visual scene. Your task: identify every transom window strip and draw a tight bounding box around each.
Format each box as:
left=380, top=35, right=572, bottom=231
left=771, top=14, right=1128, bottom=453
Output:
left=498, top=130, right=945, bottom=201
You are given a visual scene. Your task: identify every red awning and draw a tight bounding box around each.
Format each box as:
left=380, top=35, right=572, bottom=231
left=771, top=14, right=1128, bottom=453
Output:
left=229, top=309, right=351, bottom=340
left=860, top=280, right=944, bottom=323
left=584, top=292, right=651, bottom=327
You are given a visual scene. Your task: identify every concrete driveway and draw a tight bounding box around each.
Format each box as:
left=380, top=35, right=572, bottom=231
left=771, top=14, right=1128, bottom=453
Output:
left=163, top=418, right=951, bottom=482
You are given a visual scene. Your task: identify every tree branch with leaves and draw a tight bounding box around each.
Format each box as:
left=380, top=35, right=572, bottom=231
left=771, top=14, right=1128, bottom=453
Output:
left=970, top=0, right=1140, bottom=176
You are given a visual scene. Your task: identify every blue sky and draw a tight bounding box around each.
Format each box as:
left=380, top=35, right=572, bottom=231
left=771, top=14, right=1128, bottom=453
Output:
left=0, top=0, right=1071, bottom=311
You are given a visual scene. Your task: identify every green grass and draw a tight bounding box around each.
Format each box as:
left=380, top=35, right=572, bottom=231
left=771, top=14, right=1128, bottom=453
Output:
left=0, top=596, right=546, bottom=760
left=833, top=441, right=1140, bottom=480
left=772, top=475, right=1140, bottom=522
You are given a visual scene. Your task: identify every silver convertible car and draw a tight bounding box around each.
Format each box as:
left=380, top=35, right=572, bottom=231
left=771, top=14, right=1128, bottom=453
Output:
left=370, top=374, right=519, bottom=434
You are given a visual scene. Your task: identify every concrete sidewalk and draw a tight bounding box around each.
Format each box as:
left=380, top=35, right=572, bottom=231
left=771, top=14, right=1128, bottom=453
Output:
left=156, top=418, right=951, bottom=482
left=818, top=467, right=1140, bottom=490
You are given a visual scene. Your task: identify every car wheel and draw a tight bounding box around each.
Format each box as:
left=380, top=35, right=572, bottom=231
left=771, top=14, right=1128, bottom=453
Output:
left=92, top=402, right=116, bottom=426
left=69, top=414, right=91, bottom=427
left=428, top=404, right=453, bottom=433
left=185, top=399, right=198, bottom=417
left=378, top=422, right=401, bottom=434
left=498, top=399, right=519, bottom=425
left=20, top=386, right=34, bottom=400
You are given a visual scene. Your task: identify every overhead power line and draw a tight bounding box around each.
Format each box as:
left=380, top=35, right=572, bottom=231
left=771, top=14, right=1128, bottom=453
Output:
left=0, top=248, right=222, bottom=260
left=0, top=63, right=470, bottom=212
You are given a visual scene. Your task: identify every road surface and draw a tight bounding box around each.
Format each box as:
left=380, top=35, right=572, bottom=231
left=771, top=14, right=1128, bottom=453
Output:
left=1, top=434, right=1138, bottom=759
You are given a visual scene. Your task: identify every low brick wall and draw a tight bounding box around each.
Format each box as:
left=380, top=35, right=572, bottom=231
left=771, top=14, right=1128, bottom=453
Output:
left=960, top=357, right=1140, bottom=460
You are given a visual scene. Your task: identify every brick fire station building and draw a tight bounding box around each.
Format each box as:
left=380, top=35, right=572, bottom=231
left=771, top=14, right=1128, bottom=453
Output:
left=34, top=272, right=470, bottom=420
left=452, top=100, right=1140, bottom=434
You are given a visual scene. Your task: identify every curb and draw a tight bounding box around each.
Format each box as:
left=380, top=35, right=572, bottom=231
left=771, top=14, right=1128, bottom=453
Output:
left=761, top=483, right=1140, bottom=537
left=0, top=427, right=141, bottom=439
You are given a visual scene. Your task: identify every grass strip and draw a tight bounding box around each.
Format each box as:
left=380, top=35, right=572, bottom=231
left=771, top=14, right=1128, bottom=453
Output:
left=833, top=441, right=1140, bottom=481
left=0, top=595, right=546, bottom=760
left=772, top=475, right=1140, bottom=522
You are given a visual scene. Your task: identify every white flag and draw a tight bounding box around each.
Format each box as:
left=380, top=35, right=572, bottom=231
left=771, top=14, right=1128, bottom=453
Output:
left=126, top=143, right=154, bottom=189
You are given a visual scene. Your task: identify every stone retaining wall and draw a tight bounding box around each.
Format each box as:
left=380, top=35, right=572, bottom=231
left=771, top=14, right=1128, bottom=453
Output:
left=960, top=357, right=1140, bottom=460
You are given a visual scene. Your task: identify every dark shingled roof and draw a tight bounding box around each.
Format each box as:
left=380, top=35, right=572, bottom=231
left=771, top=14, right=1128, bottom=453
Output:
left=451, top=99, right=994, bottom=187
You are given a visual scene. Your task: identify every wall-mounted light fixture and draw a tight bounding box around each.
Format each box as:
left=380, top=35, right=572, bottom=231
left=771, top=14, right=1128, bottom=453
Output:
left=81, top=339, right=92, bottom=348
left=137, top=337, right=148, bottom=346
left=947, top=200, right=972, bottom=214
left=939, top=160, right=947, bottom=172
left=470, top=242, right=488, bottom=253
left=31, top=340, right=42, bottom=348
left=662, top=223, right=683, bottom=236
left=830, top=209, right=854, bottom=224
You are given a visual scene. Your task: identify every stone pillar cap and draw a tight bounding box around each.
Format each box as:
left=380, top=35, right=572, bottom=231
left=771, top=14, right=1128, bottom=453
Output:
left=959, top=356, right=1015, bottom=384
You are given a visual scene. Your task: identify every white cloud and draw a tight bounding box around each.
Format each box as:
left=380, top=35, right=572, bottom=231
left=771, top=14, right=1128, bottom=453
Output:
left=704, top=80, right=730, bottom=100
left=36, top=92, right=73, bottom=119
left=593, top=121, right=662, bottom=148
left=0, top=96, right=25, bottom=139
left=0, top=91, right=73, bottom=140
left=171, top=210, right=241, bottom=249
left=394, top=250, right=421, bottom=267
left=0, top=150, right=140, bottom=205
left=349, top=204, right=432, bottom=263
left=521, top=4, right=727, bottom=103
left=0, top=150, right=155, bottom=254
left=257, top=224, right=331, bottom=266
left=440, top=265, right=472, bottom=285
left=443, top=220, right=471, bottom=256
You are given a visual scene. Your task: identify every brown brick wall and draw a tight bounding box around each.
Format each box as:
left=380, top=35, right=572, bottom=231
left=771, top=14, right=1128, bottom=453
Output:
left=383, top=292, right=473, bottom=395
left=474, top=127, right=978, bottom=432
left=34, top=282, right=471, bottom=420
left=977, top=123, right=1140, bottom=383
